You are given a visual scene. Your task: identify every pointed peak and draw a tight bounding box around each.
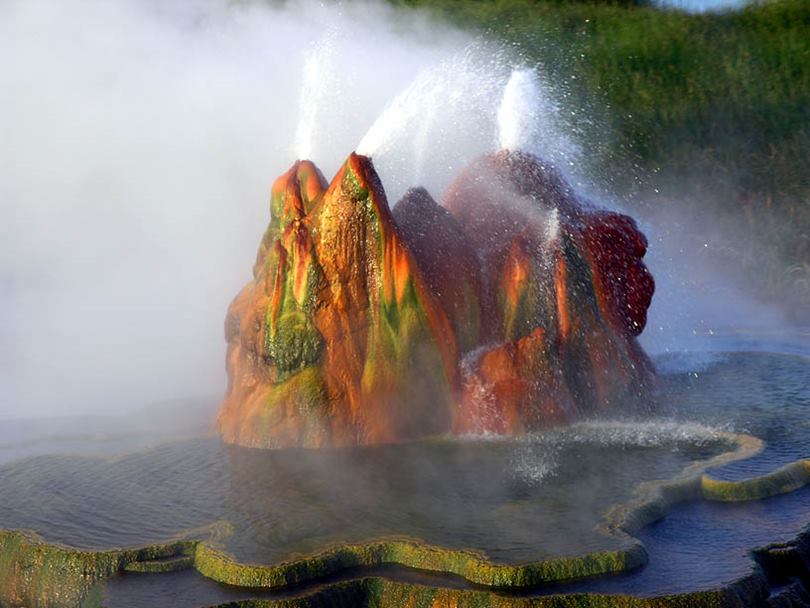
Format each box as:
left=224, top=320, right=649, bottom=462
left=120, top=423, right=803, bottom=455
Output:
left=295, top=160, right=327, bottom=209
left=271, top=160, right=326, bottom=212
left=346, top=151, right=373, bottom=171
left=344, top=153, right=381, bottom=192
left=270, top=160, right=303, bottom=199
left=324, top=152, right=390, bottom=213
left=395, top=186, right=440, bottom=215
left=269, top=160, right=327, bottom=235
left=394, top=187, right=461, bottom=238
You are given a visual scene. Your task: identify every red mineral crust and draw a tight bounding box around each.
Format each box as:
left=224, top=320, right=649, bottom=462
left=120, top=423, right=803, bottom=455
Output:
left=217, top=150, right=655, bottom=448
left=393, top=187, right=483, bottom=354
left=444, top=150, right=655, bottom=435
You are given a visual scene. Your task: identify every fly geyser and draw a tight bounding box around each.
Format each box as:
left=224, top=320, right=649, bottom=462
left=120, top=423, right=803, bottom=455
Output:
left=217, top=151, right=655, bottom=448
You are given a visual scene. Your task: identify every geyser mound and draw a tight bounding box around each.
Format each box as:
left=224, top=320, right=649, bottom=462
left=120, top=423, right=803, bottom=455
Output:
left=217, top=151, right=655, bottom=448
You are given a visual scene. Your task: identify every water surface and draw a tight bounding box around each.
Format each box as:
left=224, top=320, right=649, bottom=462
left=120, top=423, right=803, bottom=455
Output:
left=1, top=346, right=808, bottom=604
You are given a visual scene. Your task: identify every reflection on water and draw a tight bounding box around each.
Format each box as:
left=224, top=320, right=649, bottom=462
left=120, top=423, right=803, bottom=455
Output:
left=223, top=427, right=724, bottom=563
left=103, top=569, right=292, bottom=608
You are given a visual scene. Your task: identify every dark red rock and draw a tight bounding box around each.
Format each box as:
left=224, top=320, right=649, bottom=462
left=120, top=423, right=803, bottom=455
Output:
left=393, top=187, right=483, bottom=354
left=581, top=210, right=655, bottom=336
left=443, top=150, right=656, bottom=425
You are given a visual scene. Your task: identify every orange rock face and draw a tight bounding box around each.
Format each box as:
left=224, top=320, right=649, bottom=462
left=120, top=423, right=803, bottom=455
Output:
left=218, top=154, right=457, bottom=448
left=218, top=150, right=655, bottom=448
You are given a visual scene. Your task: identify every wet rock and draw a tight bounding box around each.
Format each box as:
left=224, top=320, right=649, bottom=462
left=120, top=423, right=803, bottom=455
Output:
left=218, top=150, right=655, bottom=447
left=217, top=154, right=457, bottom=448
left=394, top=187, right=483, bottom=354
left=444, top=150, right=655, bottom=430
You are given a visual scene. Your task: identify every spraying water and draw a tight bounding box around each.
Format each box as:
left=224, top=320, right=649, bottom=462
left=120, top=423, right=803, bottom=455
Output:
left=495, top=66, right=582, bottom=182
left=356, top=46, right=511, bottom=200
left=497, top=68, right=541, bottom=152
left=294, top=32, right=336, bottom=161
left=354, top=54, right=584, bottom=204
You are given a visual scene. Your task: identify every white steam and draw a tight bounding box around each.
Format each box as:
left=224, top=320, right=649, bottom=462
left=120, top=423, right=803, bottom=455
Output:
left=638, top=207, right=790, bottom=362
left=0, top=0, right=790, bottom=425
left=512, top=419, right=729, bottom=486
left=0, top=0, right=475, bottom=420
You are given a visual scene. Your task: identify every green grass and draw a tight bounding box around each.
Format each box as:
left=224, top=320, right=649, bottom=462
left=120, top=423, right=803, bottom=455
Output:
left=388, top=0, right=810, bottom=320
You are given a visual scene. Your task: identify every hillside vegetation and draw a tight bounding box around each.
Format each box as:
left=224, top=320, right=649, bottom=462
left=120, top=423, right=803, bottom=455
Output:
left=392, top=0, right=810, bottom=320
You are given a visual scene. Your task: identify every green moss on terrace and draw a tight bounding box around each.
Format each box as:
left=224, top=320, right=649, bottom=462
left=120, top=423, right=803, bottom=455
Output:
left=122, top=553, right=195, bottom=573
left=701, top=459, right=810, bottom=502
left=0, top=529, right=195, bottom=608
left=4, top=435, right=810, bottom=607
left=194, top=535, right=646, bottom=590
left=195, top=576, right=763, bottom=608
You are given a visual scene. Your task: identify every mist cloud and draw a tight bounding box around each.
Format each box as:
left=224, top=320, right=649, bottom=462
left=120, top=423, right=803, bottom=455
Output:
left=1, top=0, right=787, bottom=422
left=0, top=0, right=476, bottom=419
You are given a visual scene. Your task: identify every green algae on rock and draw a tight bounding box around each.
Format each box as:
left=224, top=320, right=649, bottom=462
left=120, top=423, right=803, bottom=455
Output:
left=174, top=576, right=767, bottom=608
left=194, top=535, right=647, bottom=591
left=218, top=154, right=457, bottom=449
left=0, top=529, right=195, bottom=608
left=701, top=459, right=810, bottom=502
